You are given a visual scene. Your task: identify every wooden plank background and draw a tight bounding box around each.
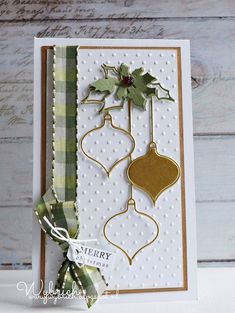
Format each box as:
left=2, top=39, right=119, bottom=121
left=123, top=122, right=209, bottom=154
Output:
left=0, top=1, right=235, bottom=269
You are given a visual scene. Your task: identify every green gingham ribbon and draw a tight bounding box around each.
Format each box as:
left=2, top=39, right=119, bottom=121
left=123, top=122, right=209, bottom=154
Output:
left=34, top=46, right=107, bottom=308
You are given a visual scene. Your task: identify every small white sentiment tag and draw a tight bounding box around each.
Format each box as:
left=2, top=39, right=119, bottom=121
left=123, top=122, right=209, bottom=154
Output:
left=67, top=244, right=115, bottom=270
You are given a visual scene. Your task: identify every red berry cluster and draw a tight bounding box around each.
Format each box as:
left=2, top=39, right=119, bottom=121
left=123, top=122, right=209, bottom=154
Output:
left=122, top=76, right=134, bottom=87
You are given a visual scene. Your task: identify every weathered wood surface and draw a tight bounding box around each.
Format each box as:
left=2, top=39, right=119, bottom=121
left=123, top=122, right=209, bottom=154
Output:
left=1, top=20, right=235, bottom=134
left=0, top=1, right=235, bottom=268
left=1, top=19, right=235, bottom=83
left=194, top=136, right=235, bottom=202
left=1, top=0, right=235, bottom=20
left=197, top=202, right=235, bottom=260
left=0, top=206, right=32, bottom=267
left=0, top=83, right=33, bottom=137
left=0, top=139, right=32, bottom=207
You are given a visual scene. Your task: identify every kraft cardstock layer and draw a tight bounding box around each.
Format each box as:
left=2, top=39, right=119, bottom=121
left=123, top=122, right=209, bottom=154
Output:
left=33, top=39, right=197, bottom=307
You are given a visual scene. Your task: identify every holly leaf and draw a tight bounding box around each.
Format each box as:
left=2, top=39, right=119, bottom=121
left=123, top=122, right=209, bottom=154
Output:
left=154, top=83, right=174, bottom=102
left=132, top=71, right=157, bottom=95
left=132, top=67, right=144, bottom=76
left=90, top=77, right=118, bottom=93
left=116, top=86, right=127, bottom=100
left=142, top=72, right=156, bottom=85
left=120, top=63, right=130, bottom=77
left=81, top=88, right=110, bottom=105
left=101, top=64, right=119, bottom=78
left=127, top=86, right=146, bottom=109
left=145, top=87, right=156, bottom=96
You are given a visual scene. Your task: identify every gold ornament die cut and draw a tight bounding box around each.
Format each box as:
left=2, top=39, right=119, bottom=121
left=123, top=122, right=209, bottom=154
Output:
left=80, top=112, right=135, bottom=177
left=127, top=142, right=180, bottom=205
left=127, top=97, right=180, bottom=204
left=103, top=198, right=160, bottom=265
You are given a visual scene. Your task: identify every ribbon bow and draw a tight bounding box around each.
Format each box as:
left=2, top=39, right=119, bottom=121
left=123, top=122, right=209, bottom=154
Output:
left=43, top=216, right=97, bottom=269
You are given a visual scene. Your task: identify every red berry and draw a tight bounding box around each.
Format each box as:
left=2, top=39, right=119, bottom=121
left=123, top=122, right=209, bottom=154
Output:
left=122, top=76, right=134, bottom=87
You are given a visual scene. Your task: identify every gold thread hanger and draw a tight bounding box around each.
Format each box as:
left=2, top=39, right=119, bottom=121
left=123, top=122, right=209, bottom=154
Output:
left=80, top=111, right=135, bottom=177
left=103, top=101, right=160, bottom=265
left=127, top=97, right=180, bottom=205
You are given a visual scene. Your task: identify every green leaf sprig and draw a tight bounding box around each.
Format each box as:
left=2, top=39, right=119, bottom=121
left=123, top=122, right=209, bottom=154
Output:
left=81, top=63, right=174, bottom=112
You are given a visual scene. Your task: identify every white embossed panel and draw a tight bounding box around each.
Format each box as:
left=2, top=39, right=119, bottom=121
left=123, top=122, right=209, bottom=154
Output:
left=76, top=48, right=183, bottom=291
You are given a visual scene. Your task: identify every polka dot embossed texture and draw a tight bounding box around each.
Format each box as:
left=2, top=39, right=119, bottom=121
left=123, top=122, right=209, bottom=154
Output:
left=76, top=45, right=194, bottom=293
left=77, top=46, right=184, bottom=292
left=33, top=39, right=197, bottom=304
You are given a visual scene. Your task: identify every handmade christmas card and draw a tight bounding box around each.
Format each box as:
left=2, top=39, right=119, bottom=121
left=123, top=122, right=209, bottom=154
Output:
left=33, top=38, right=197, bottom=308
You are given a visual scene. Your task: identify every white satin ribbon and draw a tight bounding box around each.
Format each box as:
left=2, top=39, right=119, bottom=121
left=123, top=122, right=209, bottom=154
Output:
left=43, top=216, right=97, bottom=268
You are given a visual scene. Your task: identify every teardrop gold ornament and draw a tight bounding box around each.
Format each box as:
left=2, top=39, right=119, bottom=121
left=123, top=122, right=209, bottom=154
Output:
left=103, top=198, right=159, bottom=265
left=80, top=112, right=135, bottom=177
left=127, top=142, right=180, bottom=204
left=127, top=97, right=180, bottom=204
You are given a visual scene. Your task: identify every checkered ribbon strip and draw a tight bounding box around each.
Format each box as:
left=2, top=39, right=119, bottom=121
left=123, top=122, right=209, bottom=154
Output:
left=34, top=46, right=107, bottom=308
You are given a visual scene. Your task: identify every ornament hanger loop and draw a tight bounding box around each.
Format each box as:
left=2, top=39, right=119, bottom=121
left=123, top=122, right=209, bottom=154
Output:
left=149, top=141, right=157, bottom=149
left=127, top=198, right=136, bottom=208
left=104, top=112, right=112, bottom=122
